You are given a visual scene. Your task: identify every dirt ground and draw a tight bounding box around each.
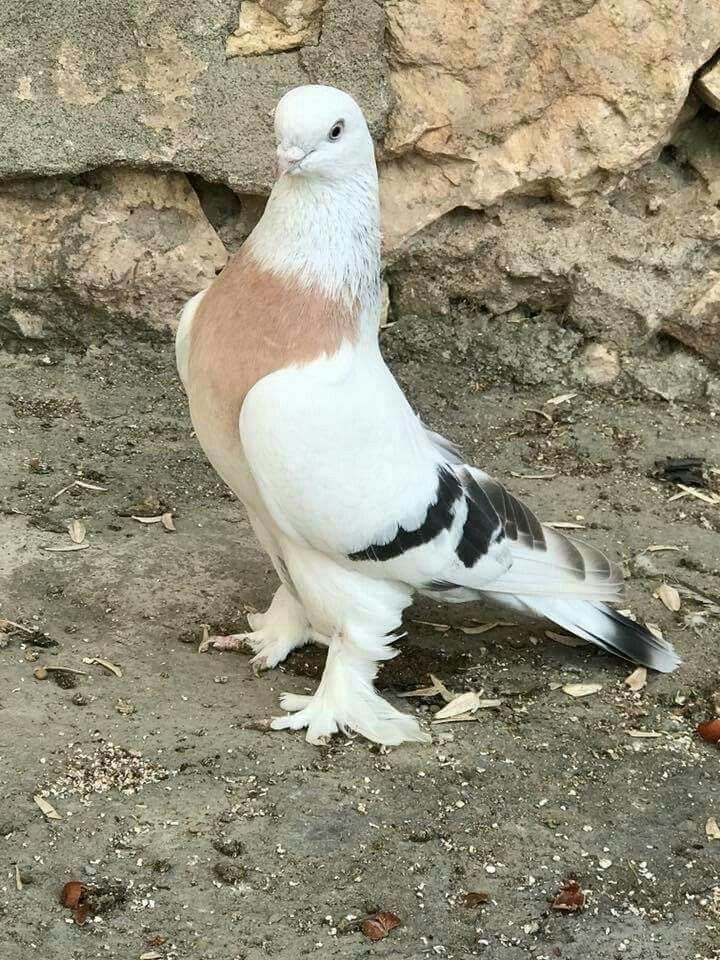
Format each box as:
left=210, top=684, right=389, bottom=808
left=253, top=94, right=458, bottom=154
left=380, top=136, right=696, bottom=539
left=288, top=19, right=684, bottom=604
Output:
left=1, top=333, right=719, bottom=960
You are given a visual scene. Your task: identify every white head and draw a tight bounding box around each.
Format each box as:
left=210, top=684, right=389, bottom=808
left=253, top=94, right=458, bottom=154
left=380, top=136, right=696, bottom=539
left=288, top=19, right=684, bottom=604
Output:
left=274, top=85, right=376, bottom=182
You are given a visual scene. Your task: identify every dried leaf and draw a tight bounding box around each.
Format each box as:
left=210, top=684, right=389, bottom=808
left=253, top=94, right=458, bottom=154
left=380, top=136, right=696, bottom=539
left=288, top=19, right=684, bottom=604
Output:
left=399, top=673, right=455, bottom=702
left=552, top=880, right=586, bottom=911
left=646, top=545, right=680, bottom=553
left=527, top=407, right=554, bottom=422
left=562, top=683, right=602, bottom=698
left=431, top=712, right=479, bottom=724
left=0, top=618, right=35, bottom=634
left=361, top=912, right=401, bottom=942
left=160, top=512, right=176, bottom=531
left=624, top=667, right=647, bottom=692
left=34, top=795, right=61, bottom=820
left=434, top=692, right=481, bottom=719
left=546, top=521, right=586, bottom=530
left=433, top=692, right=502, bottom=720
left=705, top=816, right=720, bottom=840
left=676, top=483, right=720, bottom=505
left=464, top=891, right=490, bottom=907
left=43, top=542, right=90, bottom=553
left=627, top=729, right=662, bottom=739
left=459, top=621, right=515, bottom=635
left=697, top=718, right=720, bottom=745
left=61, top=881, right=86, bottom=909
left=198, top=624, right=211, bottom=654
left=546, top=392, right=577, bottom=406
left=131, top=515, right=164, bottom=524
left=546, top=630, right=587, bottom=648
left=510, top=472, right=557, bottom=480
left=656, top=583, right=681, bottom=612
left=67, top=519, right=86, bottom=544
left=410, top=620, right=451, bottom=632
left=82, top=656, right=122, bottom=677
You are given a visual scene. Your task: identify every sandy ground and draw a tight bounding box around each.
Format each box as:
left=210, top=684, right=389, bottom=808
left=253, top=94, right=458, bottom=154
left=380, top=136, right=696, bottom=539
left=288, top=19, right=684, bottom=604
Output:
left=1, top=336, right=719, bottom=960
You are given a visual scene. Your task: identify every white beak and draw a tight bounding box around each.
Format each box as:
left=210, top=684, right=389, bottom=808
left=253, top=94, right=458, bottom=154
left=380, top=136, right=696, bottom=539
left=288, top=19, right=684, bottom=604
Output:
left=276, top=144, right=307, bottom=176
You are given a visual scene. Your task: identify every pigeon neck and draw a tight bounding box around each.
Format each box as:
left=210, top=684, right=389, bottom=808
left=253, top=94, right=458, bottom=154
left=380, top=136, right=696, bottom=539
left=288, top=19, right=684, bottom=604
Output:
left=247, top=170, right=382, bottom=330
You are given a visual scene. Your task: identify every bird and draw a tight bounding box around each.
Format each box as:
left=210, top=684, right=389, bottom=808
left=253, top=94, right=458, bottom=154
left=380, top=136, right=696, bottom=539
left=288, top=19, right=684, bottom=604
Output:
left=175, top=84, right=680, bottom=745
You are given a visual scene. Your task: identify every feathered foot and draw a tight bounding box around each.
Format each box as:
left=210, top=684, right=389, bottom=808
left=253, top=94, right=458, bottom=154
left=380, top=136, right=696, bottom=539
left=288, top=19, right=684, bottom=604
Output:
left=199, top=585, right=312, bottom=671
left=270, top=635, right=431, bottom=746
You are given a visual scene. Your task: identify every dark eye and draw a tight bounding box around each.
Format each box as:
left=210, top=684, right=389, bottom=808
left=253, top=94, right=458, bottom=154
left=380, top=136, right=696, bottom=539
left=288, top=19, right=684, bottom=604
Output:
left=328, top=119, right=345, bottom=141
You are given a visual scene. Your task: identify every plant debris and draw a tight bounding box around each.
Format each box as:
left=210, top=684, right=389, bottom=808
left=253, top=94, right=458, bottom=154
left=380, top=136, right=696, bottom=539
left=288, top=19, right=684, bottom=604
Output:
left=82, top=656, right=122, bottom=677
left=360, top=911, right=401, bottom=942
left=464, top=891, right=490, bottom=907
left=697, top=718, right=720, bottom=745
left=50, top=479, right=108, bottom=502
left=510, top=472, right=557, bottom=480
left=546, top=630, right=587, bottom=648
left=433, top=691, right=503, bottom=722
left=655, top=583, right=681, bottom=612
left=67, top=519, right=86, bottom=544
left=655, top=456, right=706, bottom=488
left=34, top=795, right=61, bottom=820
left=546, top=392, right=577, bottom=406
left=161, top=512, right=176, bottom=531
left=458, top=620, right=515, bottom=635
left=546, top=521, right=586, bottom=530
left=624, top=667, right=647, bottom=692
left=42, top=542, right=90, bottom=553
left=561, top=683, right=602, bottom=698
left=705, top=817, right=720, bottom=840
left=399, top=674, right=455, bottom=702
left=132, top=515, right=165, bottom=524
left=42, top=742, right=168, bottom=800
left=551, top=880, right=586, bottom=912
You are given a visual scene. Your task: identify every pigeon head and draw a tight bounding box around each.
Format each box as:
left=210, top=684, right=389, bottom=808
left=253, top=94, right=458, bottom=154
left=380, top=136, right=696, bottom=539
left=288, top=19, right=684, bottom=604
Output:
left=274, top=85, right=376, bottom=182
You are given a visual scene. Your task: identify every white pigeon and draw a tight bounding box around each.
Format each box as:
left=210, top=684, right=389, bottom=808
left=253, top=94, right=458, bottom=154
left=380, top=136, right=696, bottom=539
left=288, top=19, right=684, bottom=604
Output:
left=176, top=84, right=680, bottom=745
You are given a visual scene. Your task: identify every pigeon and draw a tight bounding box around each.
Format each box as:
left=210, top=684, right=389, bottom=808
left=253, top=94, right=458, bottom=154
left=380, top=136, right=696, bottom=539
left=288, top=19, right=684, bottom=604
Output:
left=176, top=84, right=680, bottom=745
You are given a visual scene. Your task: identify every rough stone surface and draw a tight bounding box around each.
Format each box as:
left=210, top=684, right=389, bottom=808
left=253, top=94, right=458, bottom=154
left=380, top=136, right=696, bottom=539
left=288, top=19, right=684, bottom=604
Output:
left=0, top=169, right=226, bottom=341
left=1, top=1, right=720, bottom=396
left=381, top=0, right=720, bottom=248
left=386, top=111, right=720, bottom=392
left=695, top=58, right=720, bottom=111
left=1, top=0, right=388, bottom=191
left=226, top=0, right=325, bottom=57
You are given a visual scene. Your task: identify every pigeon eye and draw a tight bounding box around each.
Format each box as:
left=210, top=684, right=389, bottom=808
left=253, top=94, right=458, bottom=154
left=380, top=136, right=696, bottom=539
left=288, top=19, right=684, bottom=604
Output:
left=328, top=120, right=345, bottom=141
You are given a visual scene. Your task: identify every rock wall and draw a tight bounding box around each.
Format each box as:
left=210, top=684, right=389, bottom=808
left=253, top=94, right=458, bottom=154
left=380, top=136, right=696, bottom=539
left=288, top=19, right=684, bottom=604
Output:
left=1, top=1, right=720, bottom=400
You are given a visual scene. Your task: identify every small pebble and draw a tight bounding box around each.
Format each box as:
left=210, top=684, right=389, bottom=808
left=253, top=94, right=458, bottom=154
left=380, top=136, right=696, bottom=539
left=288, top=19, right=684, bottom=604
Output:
left=84, top=865, right=97, bottom=877
left=33, top=666, right=48, bottom=680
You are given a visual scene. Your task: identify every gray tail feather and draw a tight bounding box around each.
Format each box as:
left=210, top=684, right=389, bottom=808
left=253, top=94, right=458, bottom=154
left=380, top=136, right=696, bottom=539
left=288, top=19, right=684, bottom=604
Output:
left=540, top=599, right=681, bottom=673
left=479, top=593, right=682, bottom=673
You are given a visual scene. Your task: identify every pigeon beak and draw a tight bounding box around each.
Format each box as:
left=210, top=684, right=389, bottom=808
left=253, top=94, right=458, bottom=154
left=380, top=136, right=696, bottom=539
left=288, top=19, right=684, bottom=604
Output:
left=276, top=144, right=307, bottom=177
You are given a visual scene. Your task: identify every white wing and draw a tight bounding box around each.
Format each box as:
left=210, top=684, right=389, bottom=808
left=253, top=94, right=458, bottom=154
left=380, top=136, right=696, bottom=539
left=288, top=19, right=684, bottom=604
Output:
left=239, top=341, right=511, bottom=589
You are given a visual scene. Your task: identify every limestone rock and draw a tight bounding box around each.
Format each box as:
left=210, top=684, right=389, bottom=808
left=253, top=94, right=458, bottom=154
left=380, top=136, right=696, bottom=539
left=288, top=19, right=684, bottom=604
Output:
left=664, top=276, right=720, bottom=366
left=576, top=344, right=620, bottom=386
left=1, top=1, right=388, bottom=192
left=0, top=169, right=226, bottom=342
left=695, top=60, right=720, bottom=112
left=227, top=1, right=325, bottom=57
left=381, top=0, right=720, bottom=248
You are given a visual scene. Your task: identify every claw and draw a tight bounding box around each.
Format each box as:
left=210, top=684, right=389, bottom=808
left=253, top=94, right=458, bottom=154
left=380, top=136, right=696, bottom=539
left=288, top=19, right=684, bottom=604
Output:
left=198, top=633, right=250, bottom=654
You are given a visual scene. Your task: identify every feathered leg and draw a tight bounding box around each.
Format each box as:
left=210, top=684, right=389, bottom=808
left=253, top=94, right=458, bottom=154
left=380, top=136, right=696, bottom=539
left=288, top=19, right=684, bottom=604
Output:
left=269, top=543, right=430, bottom=745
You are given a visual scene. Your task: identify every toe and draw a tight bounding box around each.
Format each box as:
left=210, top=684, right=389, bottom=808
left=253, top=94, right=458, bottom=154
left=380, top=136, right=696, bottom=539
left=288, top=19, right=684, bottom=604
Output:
left=279, top=692, right=313, bottom=712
